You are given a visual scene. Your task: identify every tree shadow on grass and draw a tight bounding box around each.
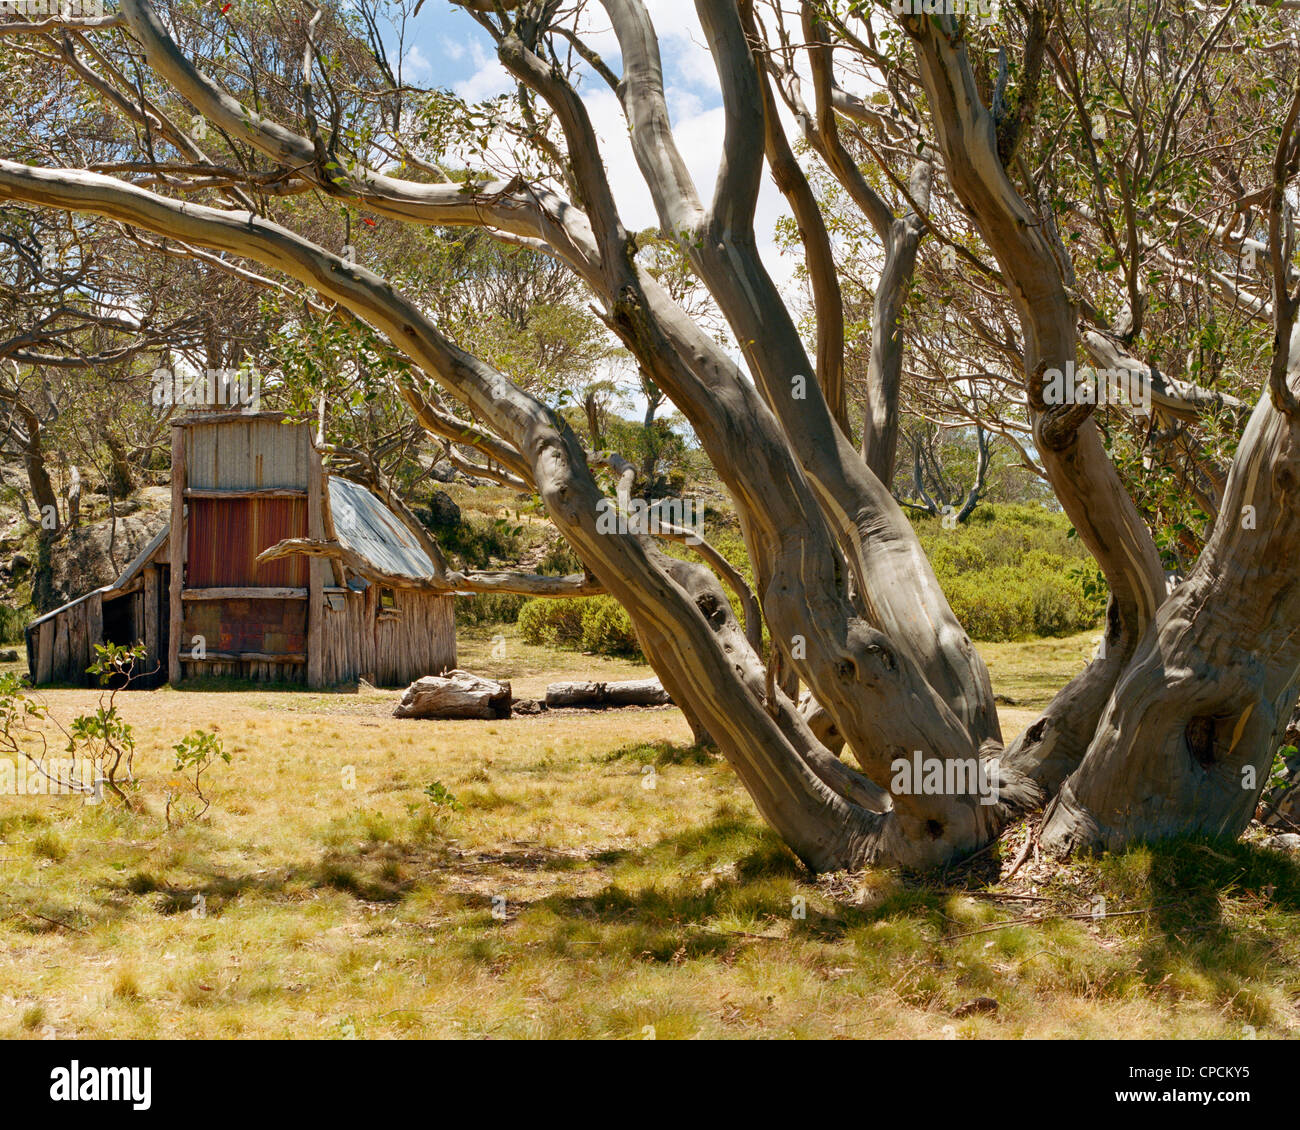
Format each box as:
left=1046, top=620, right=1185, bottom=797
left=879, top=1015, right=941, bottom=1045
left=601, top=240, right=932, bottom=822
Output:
left=1105, top=837, right=1300, bottom=1021
left=597, top=739, right=719, bottom=767
left=498, top=821, right=1300, bottom=980
left=37, top=798, right=1300, bottom=1013
left=88, top=831, right=624, bottom=920
left=520, top=815, right=955, bottom=959
left=77, top=812, right=952, bottom=948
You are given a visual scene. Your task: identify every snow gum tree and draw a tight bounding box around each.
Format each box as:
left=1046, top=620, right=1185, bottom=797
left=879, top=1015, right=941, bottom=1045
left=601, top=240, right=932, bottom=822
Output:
left=2, top=0, right=1298, bottom=869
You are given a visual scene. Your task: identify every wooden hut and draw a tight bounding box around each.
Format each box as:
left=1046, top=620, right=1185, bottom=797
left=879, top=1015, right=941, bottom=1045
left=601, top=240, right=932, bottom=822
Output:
left=26, top=412, right=456, bottom=688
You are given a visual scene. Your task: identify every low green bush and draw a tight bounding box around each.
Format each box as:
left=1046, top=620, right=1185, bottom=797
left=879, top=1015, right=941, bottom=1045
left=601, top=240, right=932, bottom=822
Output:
left=579, top=598, right=640, bottom=655
left=518, top=595, right=642, bottom=657
left=517, top=597, right=588, bottom=649
left=455, top=592, right=527, bottom=627
left=911, top=505, right=1107, bottom=640
left=0, top=604, right=25, bottom=646
left=940, top=564, right=1097, bottom=641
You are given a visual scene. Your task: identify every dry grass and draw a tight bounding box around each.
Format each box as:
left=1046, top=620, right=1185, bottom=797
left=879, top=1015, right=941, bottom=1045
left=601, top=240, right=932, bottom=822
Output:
left=0, top=629, right=1297, bottom=1039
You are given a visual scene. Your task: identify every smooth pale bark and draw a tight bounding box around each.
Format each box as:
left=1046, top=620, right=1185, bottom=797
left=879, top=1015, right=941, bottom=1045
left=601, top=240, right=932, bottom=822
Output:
left=545, top=679, right=671, bottom=707
left=1045, top=333, right=1300, bottom=850
left=607, top=0, right=1002, bottom=754
left=789, top=5, right=929, bottom=483
left=655, top=520, right=763, bottom=653
left=499, top=0, right=1007, bottom=798
left=748, top=0, right=848, bottom=436
left=907, top=14, right=1168, bottom=795
left=907, top=11, right=1300, bottom=853
left=1081, top=330, right=1250, bottom=426
left=257, top=536, right=603, bottom=597
left=861, top=199, right=927, bottom=484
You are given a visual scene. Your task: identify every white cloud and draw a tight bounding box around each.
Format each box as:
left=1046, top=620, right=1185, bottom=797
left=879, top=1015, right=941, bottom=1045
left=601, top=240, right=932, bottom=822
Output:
left=454, top=39, right=512, bottom=102
left=403, top=43, right=433, bottom=83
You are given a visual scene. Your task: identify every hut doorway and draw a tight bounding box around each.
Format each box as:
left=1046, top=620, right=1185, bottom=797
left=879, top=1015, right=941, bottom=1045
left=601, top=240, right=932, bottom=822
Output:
left=101, top=592, right=135, bottom=648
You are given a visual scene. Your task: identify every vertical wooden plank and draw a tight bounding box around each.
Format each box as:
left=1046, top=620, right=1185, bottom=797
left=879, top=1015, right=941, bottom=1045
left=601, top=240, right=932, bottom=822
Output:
left=362, top=582, right=377, bottom=685
left=306, top=439, right=324, bottom=689
left=86, top=591, right=103, bottom=683
left=436, top=595, right=456, bottom=674
left=169, top=423, right=186, bottom=684
left=67, top=602, right=85, bottom=684
left=144, top=565, right=160, bottom=676
left=53, top=615, right=70, bottom=682
left=37, top=620, right=54, bottom=684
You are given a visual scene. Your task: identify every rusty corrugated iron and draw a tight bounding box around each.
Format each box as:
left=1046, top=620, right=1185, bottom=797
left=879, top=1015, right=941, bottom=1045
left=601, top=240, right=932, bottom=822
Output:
left=187, top=497, right=308, bottom=587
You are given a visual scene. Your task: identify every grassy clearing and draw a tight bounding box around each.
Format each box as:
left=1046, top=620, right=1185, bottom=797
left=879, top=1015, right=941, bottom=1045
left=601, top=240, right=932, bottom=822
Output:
left=0, top=628, right=1296, bottom=1039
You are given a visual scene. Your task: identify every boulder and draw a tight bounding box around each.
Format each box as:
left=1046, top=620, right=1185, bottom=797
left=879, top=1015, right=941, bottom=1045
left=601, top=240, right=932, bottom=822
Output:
left=393, top=670, right=512, bottom=719
left=424, top=490, right=461, bottom=529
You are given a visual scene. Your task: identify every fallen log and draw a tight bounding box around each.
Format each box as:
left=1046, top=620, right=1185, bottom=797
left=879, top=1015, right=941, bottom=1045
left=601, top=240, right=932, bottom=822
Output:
left=394, top=670, right=512, bottom=719
left=545, top=678, right=672, bottom=709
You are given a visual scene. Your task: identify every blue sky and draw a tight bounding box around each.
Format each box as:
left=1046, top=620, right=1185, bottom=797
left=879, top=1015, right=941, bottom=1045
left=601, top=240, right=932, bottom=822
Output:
left=385, top=1, right=798, bottom=289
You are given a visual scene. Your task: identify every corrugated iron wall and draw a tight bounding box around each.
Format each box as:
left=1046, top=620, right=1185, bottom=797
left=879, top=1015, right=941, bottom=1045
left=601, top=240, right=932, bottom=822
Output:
left=183, top=597, right=307, bottom=657
left=186, top=417, right=309, bottom=490
left=187, top=497, right=308, bottom=587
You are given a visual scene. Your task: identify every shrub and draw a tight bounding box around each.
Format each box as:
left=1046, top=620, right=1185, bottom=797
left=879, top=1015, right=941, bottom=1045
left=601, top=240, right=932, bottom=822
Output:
left=579, top=597, right=640, bottom=655
left=911, top=504, right=1107, bottom=641
left=0, top=605, right=24, bottom=646
left=432, top=513, right=525, bottom=569
left=534, top=539, right=582, bottom=576
left=940, top=559, right=1100, bottom=641
left=455, top=592, right=527, bottom=627
left=518, top=597, right=588, bottom=649
left=517, top=595, right=643, bottom=657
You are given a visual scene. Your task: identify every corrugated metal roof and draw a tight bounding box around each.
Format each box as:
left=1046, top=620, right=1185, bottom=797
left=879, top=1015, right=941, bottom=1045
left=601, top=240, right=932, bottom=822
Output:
left=328, top=476, right=438, bottom=582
